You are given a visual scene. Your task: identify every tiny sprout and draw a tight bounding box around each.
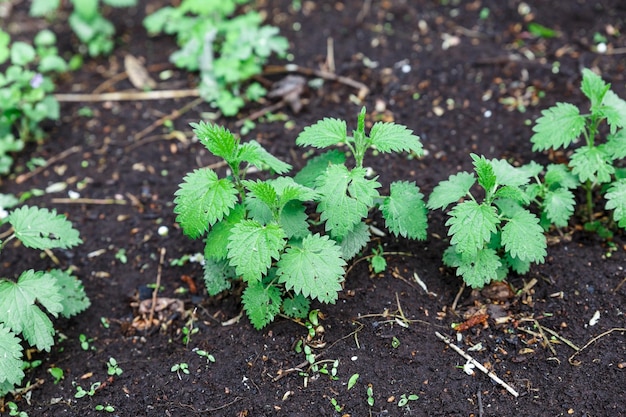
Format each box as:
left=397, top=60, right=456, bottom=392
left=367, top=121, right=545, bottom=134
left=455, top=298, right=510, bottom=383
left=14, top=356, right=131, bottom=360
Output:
left=391, top=336, right=400, bottom=349
left=48, top=367, right=64, bottom=384
left=347, top=373, right=359, bottom=390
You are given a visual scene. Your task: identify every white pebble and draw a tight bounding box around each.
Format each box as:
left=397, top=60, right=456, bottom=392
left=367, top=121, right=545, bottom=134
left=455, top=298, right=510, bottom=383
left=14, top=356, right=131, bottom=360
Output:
left=158, top=225, right=169, bottom=236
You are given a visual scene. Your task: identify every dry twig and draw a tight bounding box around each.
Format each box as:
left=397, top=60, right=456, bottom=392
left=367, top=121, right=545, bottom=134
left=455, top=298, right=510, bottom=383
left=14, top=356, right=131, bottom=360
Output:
left=148, top=248, right=166, bottom=327
left=568, top=327, right=626, bottom=365
left=435, top=331, right=519, bottom=397
left=15, top=146, right=81, bottom=184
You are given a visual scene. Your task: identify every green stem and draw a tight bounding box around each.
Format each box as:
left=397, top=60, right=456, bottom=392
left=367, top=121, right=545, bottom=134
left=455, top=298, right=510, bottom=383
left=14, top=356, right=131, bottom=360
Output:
left=585, top=180, right=594, bottom=223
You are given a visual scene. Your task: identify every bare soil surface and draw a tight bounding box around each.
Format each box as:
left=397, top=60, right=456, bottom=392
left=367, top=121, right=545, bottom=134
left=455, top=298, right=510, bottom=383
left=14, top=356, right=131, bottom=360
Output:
left=2, top=1, right=625, bottom=416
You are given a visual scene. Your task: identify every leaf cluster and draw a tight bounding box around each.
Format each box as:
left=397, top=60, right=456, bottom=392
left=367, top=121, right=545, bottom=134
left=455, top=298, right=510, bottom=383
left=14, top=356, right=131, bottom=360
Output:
left=0, top=30, right=67, bottom=174
left=530, top=68, right=626, bottom=232
left=428, top=154, right=547, bottom=288
left=30, top=0, right=138, bottom=57
left=0, top=206, right=89, bottom=397
left=174, top=109, right=427, bottom=329
left=143, top=0, right=288, bottom=116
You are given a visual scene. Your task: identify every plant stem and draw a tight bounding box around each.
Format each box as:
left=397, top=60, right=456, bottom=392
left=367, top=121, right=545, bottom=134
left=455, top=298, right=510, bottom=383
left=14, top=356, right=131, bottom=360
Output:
left=585, top=180, right=594, bottom=223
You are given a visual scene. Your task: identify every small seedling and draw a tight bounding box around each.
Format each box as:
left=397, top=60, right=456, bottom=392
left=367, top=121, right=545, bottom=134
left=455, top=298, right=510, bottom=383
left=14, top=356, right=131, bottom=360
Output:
left=48, top=366, right=64, bottom=384
left=106, top=357, right=123, bottom=376
left=366, top=384, right=375, bottom=407
left=171, top=362, right=190, bottom=379
left=79, top=334, right=94, bottom=351
left=74, top=382, right=101, bottom=398
left=370, top=245, right=387, bottom=274
left=194, top=348, right=216, bottom=364
left=398, top=393, right=419, bottom=407
left=347, top=373, right=359, bottom=390
left=329, top=397, right=342, bottom=412
left=182, top=312, right=198, bottom=346
left=6, top=401, right=28, bottom=417
left=391, top=336, right=401, bottom=349
left=95, top=404, right=115, bottom=413
left=114, top=248, right=128, bottom=264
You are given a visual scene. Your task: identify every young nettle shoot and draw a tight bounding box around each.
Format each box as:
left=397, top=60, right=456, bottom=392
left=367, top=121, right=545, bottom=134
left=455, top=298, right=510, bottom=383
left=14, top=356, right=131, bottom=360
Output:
left=173, top=109, right=427, bottom=329
left=48, top=366, right=64, bottom=384
left=366, top=384, right=375, bottom=407
left=75, top=382, right=101, bottom=398
left=0, top=206, right=88, bottom=397
left=398, top=393, right=419, bottom=407
left=95, top=404, right=115, bottom=413
left=531, top=68, right=626, bottom=234
left=194, top=348, right=216, bottom=364
left=427, top=154, right=547, bottom=288
left=171, top=362, right=190, bottom=379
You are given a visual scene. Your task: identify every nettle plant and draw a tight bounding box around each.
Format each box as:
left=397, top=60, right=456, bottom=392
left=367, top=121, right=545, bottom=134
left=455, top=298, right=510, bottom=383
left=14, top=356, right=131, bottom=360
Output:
left=0, top=205, right=89, bottom=397
left=174, top=108, right=427, bottom=328
left=0, top=29, right=67, bottom=174
left=30, top=0, right=138, bottom=57
left=427, top=154, right=547, bottom=288
left=143, top=0, right=289, bottom=116
left=531, top=68, right=626, bottom=233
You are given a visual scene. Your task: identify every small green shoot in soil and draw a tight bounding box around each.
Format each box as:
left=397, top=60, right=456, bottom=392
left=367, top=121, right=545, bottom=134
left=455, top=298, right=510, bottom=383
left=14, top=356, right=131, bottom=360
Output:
left=114, top=248, right=127, bottom=264
left=174, top=108, right=426, bottom=329
left=48, top=367, right=64, bottom=384
left=370, top=245, right=387, bottom=273
left=75, top=382, right=101, bottom=398
left=79, top=334, right=94, bottom=351
left=5, top=401, right=28, bottom=417
left=95, top=404, right=115, bottom=413
left=329, top=397, right=342, bottom=412
left=398, top=393, right=419, bottom=407
left=347, top=373, right=359, bottom=390
left=171, top=362, right=190, bottom=379
left=106, top=357, right=122, bottom=376
left=427, top=154, right=547, bottom=288
left=193, top=348, right=216, bottom=364
left=531, top=68, right=626, bottom=234
left=391, top=336, right=401, bottom=349
left=367, top=384, right=375, bottom=407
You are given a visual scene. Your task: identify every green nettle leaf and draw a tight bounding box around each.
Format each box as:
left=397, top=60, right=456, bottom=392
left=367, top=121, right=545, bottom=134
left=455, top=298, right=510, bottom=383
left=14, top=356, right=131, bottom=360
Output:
left=8, top=206, right=82, bottom=250
left=382, top=181, right=428, bottom=239
left=543, top=188, right=576, bottom=227
left=367, top=121, right=423, bottom=155
left=293, top=150, right=346, bottom=187
left=427, top=172, right=475, bottom=210
left=241, top=281, right=282, bottom=330
left=30, top=0, right=61, bottom=17
left=191, top=121, right=238, bottom=162
left=227, top=220, right=286, bottom=283
left=493, top=185, right=530, bottom=205
left=447, top=201, right=498, bottom=259
left=0, top=270, right=62, bottom=351
left=316, top=165, right=370, bottom=238
left=279, top=201, right=310, bottom=240
left=544, top=164, right=580, bottom=189
left=472, top=154, right=496, bottom=193
left=204, top=204, right=246, bottom=260
left=454, top=248, right=502, bottom=288
left=501, top=209, right=546, bottom=263
left=605, top=130, right=626, bottom=160
left=174, top=168, right=238, bottom=239
left=270, top=176, right=319, bottom=206
left=505, top=253, right=532, bottom=275
left=338, top=221, right=370, bottom=260
left=599, top=90, right=626, bottom=132
left=281, top=294, right=310, bottom=319
left=531, top=102, right=585, bottom=151
left=238, top=140, right=292, bottom=174
left=581, top=68, right=609, bottom=111
left=203, top=258, right=234, bottom=296
left=295, top=117, right=347, bottom=149
left=0, top=323, right=24, bottom=390
left=244, top=179, right=279, bottom=213
left=48, top=269, right=90, bottom=318
left=347, top=168, right=381, bottom=207
left=490, top=158, right=533, bottom=187
left=605, top=179, right=626, bottom=228
left=570, top=146, right=614, bottom=184
left=277, top=234, right=346, bottom=303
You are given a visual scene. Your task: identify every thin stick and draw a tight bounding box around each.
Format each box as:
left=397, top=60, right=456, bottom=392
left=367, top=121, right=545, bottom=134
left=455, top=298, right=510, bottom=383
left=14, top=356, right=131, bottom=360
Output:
left=132, top=97, right=203, bottom=142
left=15, top=146, right=81, bottom=184
left=148, top=248, right=166, bottom=326
left=450, top=282, right=465, bottom=312
left=568, top=327, right=626, bottom=365
left=234, top=99, right=287, bottom=127
left=263, top=64, right=370, bottom=100
left=51, top=197, right=126, bottom=205
left=55, top=89, right=199, bottom=102
left=435, top=331, right=519, bottom=397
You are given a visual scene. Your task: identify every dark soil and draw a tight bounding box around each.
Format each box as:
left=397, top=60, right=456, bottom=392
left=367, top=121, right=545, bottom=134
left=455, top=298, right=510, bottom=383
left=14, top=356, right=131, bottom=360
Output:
left=2, top=1, right=626, bottom=416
